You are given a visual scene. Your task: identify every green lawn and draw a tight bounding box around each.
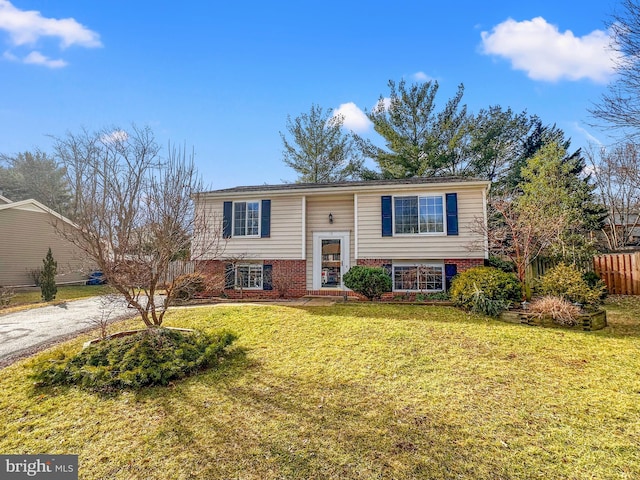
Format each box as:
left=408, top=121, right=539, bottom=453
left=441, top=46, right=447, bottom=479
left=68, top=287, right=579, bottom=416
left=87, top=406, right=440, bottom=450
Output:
left=1, top=285, right=112, bottom=313
left=0, top=300, right=638, bottom=479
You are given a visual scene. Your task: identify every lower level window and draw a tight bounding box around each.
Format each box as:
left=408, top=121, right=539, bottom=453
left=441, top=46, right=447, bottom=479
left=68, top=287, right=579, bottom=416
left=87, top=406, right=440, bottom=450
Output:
left=393, top=264, right=444, bottom=291
left=236, top=264, right=263, bottom=289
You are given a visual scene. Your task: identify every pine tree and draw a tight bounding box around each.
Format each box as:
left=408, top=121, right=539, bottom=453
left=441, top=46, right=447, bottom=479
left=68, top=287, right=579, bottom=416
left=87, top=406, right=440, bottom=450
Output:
left=40, top=248, right=58, bottom=302
left=281, top=104, right=363, bottom=183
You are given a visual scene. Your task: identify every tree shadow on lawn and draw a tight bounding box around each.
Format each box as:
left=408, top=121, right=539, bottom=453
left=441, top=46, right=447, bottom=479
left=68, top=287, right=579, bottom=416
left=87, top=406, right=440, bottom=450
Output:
left=136, top=363, right=505, bottom=480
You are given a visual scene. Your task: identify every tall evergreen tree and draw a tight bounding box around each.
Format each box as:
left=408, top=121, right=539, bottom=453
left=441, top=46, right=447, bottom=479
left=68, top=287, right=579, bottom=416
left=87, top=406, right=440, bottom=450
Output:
left=467, top=106, right=536, bottom=182
left=357, top=79, right=469, bottom=178
left=517, top=142, right=605, bottom=262
left=0, top=151, right=71, bottom=213
left=280, top=104, right=362, bottom=183
left=40, top=248, right=58, bottom=302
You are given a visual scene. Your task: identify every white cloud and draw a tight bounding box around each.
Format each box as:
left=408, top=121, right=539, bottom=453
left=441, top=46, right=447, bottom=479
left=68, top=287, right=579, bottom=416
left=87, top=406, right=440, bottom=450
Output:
left=100, top=130, right=129, bottom=145
left=23, top=50, right=67, bottom=68
left=0, top=0, right=101, bottom=48
left=412, top=71, right=433, bottom=82
left=480, top=17, right=620, bottom=83
left=571, top=122, right=603, bottom=146
left=2, top=50, right=17, bottom=61
left=333, top=102, right=372, bottom=133
left=372, top=97, right=391, bottom=114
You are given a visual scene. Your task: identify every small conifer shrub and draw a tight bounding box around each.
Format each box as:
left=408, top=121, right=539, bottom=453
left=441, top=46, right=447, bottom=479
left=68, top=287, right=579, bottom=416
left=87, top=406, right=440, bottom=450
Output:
left=40, top=247, right=58, bottom=302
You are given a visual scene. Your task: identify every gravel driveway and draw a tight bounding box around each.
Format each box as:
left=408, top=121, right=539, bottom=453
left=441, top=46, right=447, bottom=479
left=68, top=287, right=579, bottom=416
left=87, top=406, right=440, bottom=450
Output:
left=0, top=296, right=138, bottom=368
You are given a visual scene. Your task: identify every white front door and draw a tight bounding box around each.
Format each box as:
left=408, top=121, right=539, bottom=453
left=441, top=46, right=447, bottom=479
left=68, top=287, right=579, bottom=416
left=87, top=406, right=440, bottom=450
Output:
left=313, top=232, right=350, bottom=290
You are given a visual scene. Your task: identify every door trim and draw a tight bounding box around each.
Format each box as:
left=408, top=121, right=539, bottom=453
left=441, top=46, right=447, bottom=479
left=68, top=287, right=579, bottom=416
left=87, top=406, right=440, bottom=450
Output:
left=312, top=231, right=350, bottom=290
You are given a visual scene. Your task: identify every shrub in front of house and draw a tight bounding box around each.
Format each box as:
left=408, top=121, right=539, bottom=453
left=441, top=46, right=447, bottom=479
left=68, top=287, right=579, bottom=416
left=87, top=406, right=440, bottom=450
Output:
left=343, top=266, right=392, bottom=300
left=31, top=328, right=237, bottom=392
left=536, top=264, right=606, bottom=308
left=528, top=295, right=582, bottom=326
left=170, top=272, right=208, bottom=300
left=449, top=266, right=521, bottom=316
left=582, top=270, right=609, bottom=300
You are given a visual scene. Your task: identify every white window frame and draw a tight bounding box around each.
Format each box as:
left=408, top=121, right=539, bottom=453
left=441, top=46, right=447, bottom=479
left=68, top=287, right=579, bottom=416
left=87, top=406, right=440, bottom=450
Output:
left=235, top=263, right=263, bottom=290
left=232, top=200, right=261, bottom=237
left=392, top=262, right=445, bottom=292
left=393, top=194, right=446, bottom=236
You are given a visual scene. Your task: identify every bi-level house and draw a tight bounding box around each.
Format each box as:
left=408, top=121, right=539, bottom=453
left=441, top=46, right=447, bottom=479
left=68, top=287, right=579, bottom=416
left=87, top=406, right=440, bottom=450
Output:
left=193, top=177, right=490, bottom=299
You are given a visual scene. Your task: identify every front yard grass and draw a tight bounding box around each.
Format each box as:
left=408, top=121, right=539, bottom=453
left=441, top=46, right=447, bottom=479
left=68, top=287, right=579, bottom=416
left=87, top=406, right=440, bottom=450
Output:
left=0, top=301, right=638, bottom=479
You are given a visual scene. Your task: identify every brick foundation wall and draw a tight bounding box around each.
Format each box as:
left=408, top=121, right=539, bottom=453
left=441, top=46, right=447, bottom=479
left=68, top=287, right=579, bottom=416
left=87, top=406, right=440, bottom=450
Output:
left=356, top=257, right=484, bottom=300
left=196, top=257, right=484, bottom=300
left=357, top=258, right=392, bottom=268
left=197, top=259, right=306, bottom=299
left=443, top=258, right=484, bottom=273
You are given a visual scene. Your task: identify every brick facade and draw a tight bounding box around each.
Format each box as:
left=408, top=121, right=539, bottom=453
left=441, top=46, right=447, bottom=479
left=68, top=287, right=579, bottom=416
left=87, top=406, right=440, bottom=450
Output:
left=197, top=259, right=306, bottom=299
left=443, top=258, right=484, bottom=273
left=197, top=257, right=484, bottom=299
left=357, top=258, right=392, bottom=268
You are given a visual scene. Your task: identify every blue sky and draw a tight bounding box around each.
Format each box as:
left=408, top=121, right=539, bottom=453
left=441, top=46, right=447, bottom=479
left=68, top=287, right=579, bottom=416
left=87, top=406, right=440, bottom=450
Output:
left=0, top=0, right=621, bottom=189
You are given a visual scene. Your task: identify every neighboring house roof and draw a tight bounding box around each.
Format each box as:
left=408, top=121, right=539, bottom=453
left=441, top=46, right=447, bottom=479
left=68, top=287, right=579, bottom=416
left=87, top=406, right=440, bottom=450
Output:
left=199, top=176, right=490, bottom=198
left=0, top=194, right=12, bottom=204
left=0, top=198, right=77, bottom=228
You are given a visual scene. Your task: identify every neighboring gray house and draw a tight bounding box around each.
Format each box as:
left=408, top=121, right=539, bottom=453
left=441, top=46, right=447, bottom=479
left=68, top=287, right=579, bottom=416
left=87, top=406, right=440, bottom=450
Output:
left=0, top=197, right=89, bottom=287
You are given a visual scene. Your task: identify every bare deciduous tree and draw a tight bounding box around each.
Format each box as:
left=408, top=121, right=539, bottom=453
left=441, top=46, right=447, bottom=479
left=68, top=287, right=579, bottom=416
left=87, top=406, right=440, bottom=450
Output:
left=590, top=0, right=640, bottom=136
left=587, top=142, right=640, bottom=250
left=52, top=125, right=225, bottom=327
left=477, top=194, right=566, bottom=299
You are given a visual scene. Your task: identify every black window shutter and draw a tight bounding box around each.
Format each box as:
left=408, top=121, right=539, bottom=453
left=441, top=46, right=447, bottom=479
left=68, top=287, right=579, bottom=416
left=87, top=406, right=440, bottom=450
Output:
left=263, top=264, right=273, bottom=290
left=446, top=193, right=458, bottom=236
left=445, top=263, right=457, bottom=290
left=224, top=263, right=235, bottom=289
left=261, top=199, right=271, bottom=238
left=381, top=196, right=392, bottom=237
left=382, top=263, right=393, bottom=277
left=223, top=201, right=232, bottom=239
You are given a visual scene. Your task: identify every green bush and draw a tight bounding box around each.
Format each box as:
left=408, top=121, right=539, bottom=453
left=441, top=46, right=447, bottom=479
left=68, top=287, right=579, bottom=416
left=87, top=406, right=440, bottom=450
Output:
left=449, top=266, right=521, bottom=316
left=171, top=272, right=208, bottom=300
left=343, top=266, right=392, bottom=300
left=536, top=264, right=607, bottom=307
left=582, top=271, right=608, bottom=300
left=31, top=328, right=236, bottom=392
left=488, top=255, right=516, bottom=273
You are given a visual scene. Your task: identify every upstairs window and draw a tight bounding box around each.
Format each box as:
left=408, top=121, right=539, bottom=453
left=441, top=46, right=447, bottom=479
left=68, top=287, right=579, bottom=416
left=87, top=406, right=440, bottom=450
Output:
left=394, top=195, right=444, bottom=234
left=233, top=201, right=260, bottom=236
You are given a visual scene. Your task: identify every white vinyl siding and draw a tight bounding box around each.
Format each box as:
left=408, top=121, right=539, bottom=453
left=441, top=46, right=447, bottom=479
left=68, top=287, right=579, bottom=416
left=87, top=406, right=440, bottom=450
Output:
left=305, top=195, right=355, bottom=289
left=196, top=196, right=303, bottom=260
left=356, top=187, right=486, bottom=259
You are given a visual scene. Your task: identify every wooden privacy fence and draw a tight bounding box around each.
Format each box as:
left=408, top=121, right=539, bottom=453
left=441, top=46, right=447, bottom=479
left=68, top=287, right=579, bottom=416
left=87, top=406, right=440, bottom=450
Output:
left=161, top=260, right=195, bottom=285
left=593, top=253, right=640, bottom=295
